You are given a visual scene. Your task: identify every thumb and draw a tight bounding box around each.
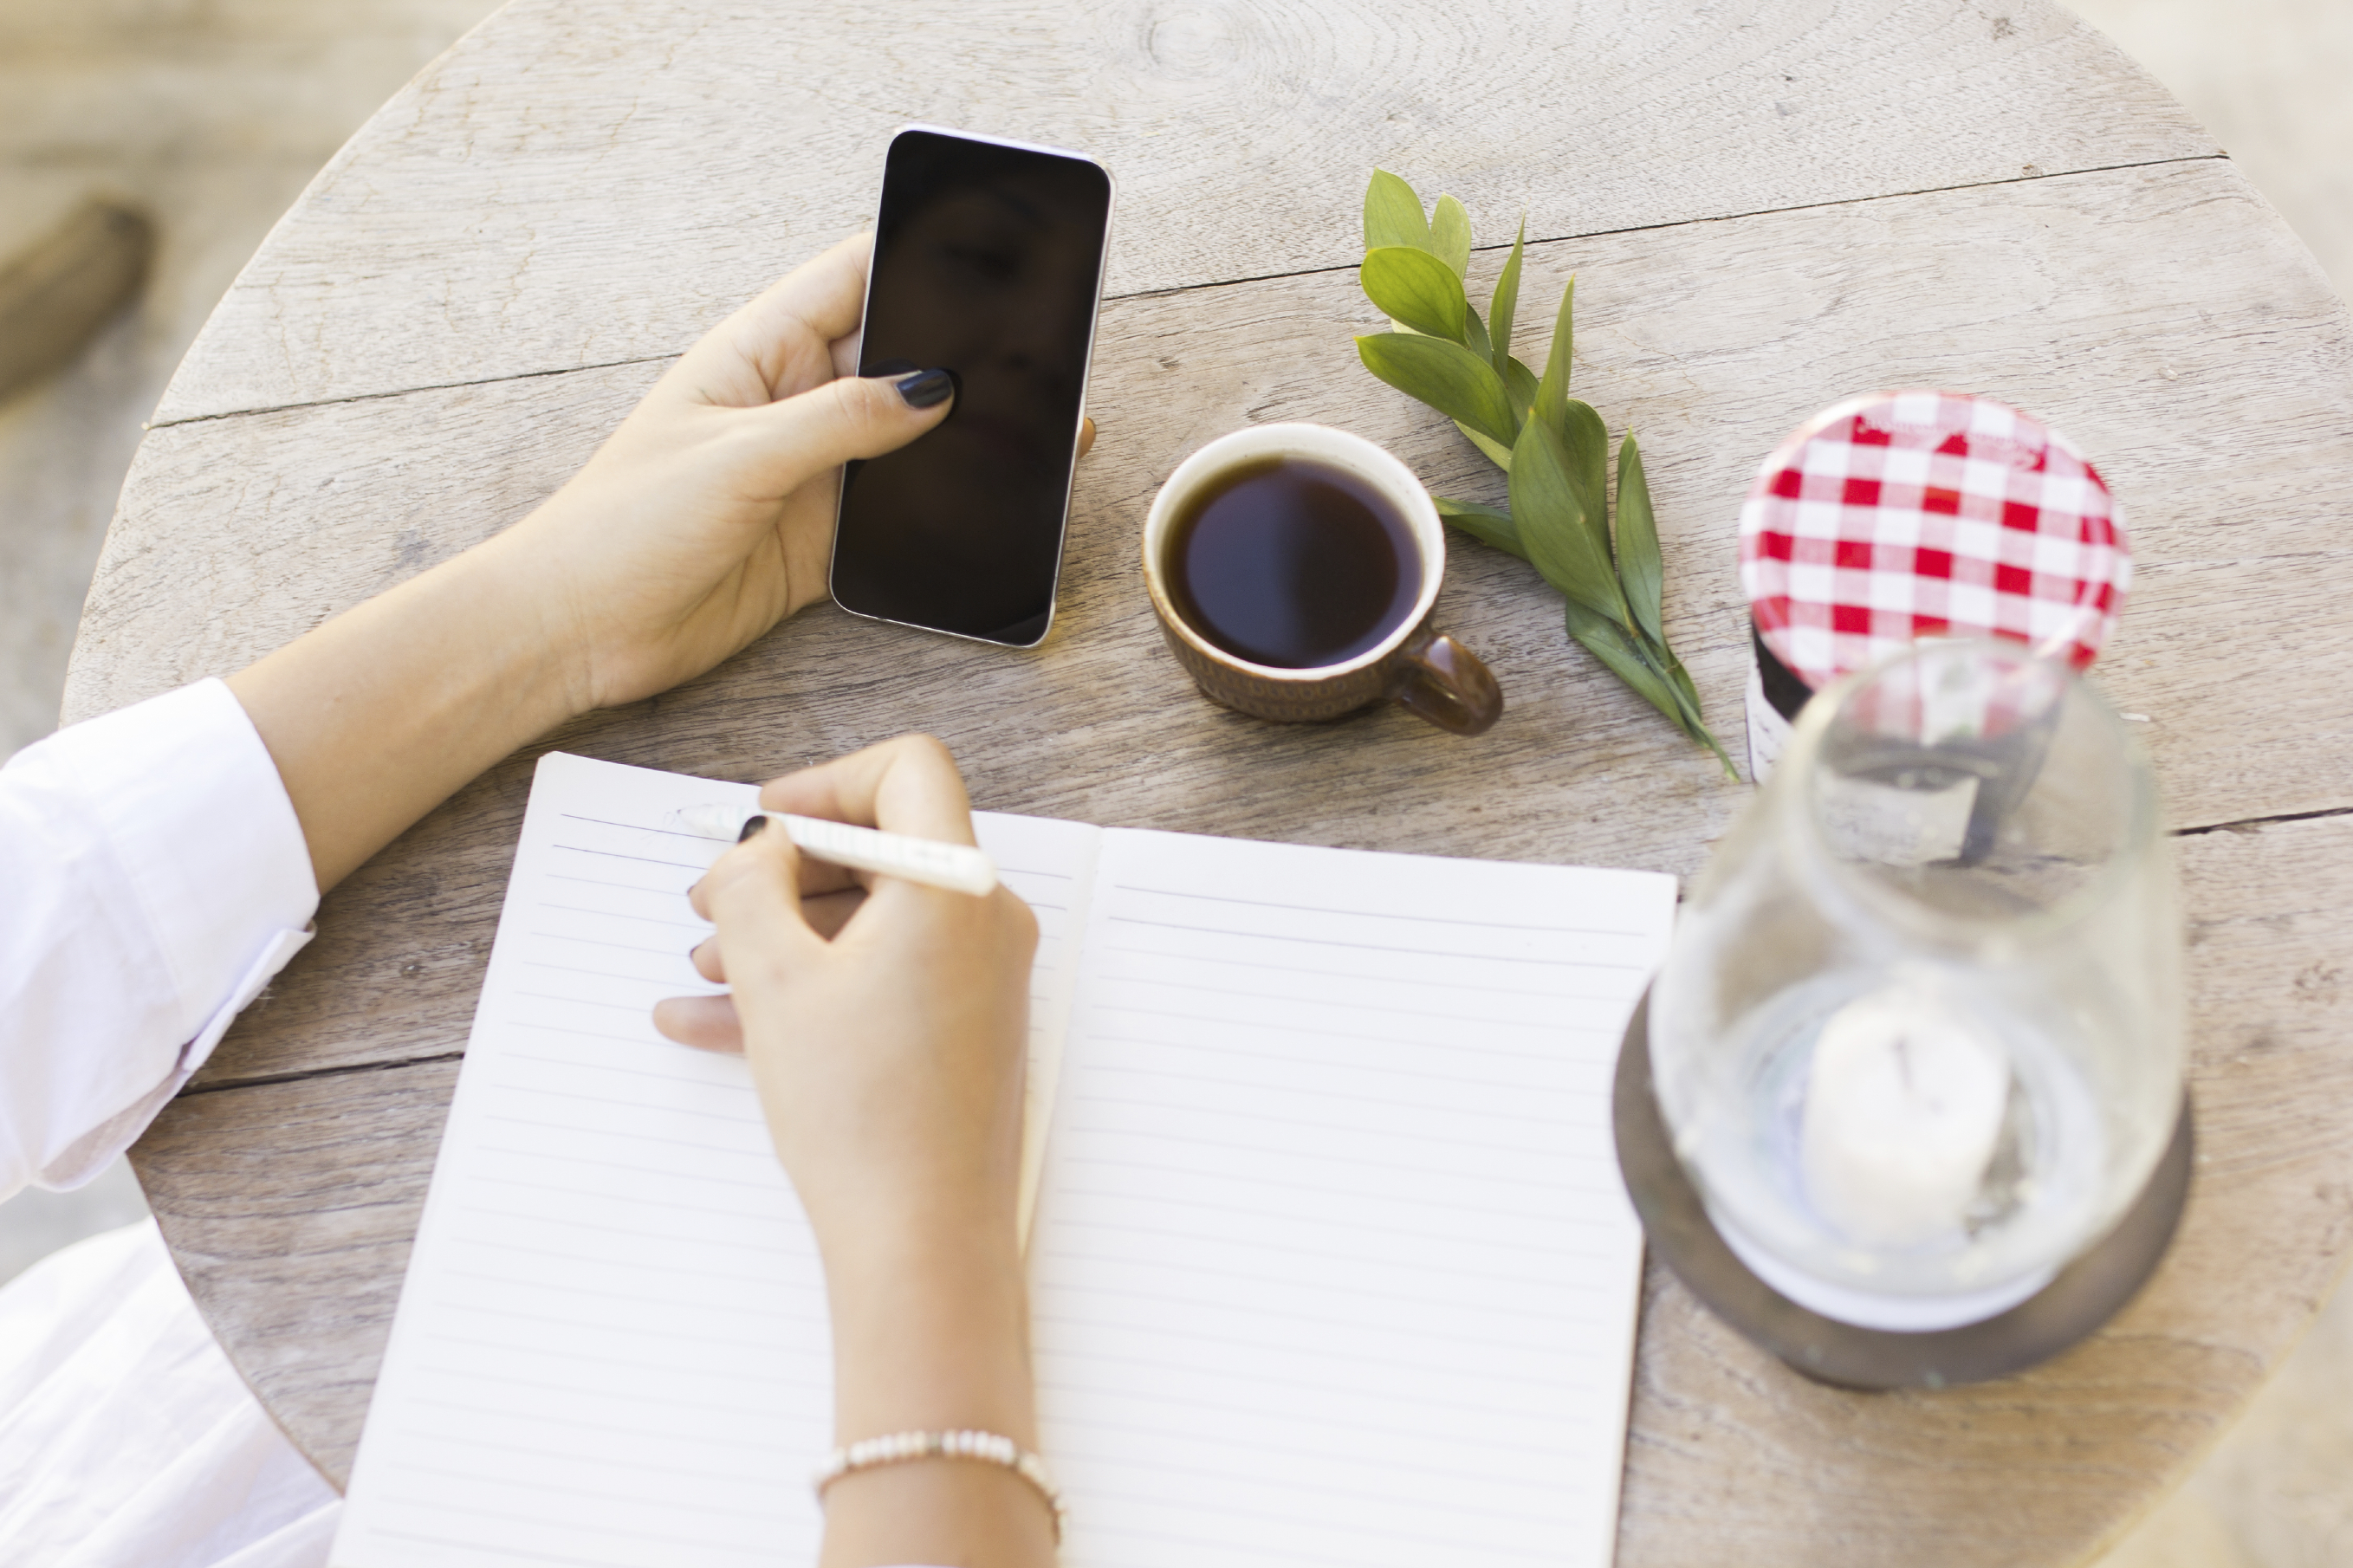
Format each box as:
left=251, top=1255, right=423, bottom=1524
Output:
left=737, top=368, right=954, bottom=494
left=698, top=820, right=829, bottom=1001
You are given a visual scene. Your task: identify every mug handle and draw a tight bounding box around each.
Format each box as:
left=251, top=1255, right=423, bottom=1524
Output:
left=1387, top=627, right=1503, bottom=736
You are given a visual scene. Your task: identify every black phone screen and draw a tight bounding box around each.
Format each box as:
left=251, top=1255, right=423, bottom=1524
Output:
left=830, top=129, right=1112, bottom=647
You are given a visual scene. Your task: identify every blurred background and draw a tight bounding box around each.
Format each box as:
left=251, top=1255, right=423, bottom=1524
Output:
left=0, top=0, right=2345, bottom=1561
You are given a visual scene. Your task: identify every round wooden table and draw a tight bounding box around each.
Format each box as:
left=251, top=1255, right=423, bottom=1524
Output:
left=66, top=2, right=2353, bottom=1563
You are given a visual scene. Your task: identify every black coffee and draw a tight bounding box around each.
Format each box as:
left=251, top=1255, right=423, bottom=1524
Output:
left=1164, top=457, right=1421, bottom=669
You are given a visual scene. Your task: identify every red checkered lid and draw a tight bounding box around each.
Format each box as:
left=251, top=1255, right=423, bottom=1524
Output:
left=1738, top=391, right=2129, bottom=692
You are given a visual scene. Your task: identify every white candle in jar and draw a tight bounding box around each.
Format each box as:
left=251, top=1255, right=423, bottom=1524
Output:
left=1800, top=985, right=2012, bottom=1248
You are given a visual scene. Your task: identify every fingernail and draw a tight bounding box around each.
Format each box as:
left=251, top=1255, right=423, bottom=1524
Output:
left=737, top=814, right=768, bottom=842
left=895, top=367, right=954, bottom=409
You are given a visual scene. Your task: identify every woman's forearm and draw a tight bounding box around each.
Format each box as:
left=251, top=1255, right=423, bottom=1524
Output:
left=818, top=1228, right=1057, bottom=1568
left=226, top=533, right=583, bottom=891
left=224, top=234, right=952, bottom=896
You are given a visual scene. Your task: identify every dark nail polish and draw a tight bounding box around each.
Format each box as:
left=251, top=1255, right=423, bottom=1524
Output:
left=896, top=367, right=954, bottom=409
left=737, top=814, right=768, bottom=842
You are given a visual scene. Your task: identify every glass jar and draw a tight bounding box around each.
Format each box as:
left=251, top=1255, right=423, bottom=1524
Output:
left=1649, top=639, right=2182, bottom=1330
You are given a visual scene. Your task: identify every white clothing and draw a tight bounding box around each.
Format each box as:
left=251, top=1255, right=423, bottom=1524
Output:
left=0, top=678, right=316, bottom=1196
left=1, top=680, right=335, bottom=1567
left=0, top=1221, right=337, bottom=1568
left=0, top=681, right=945, bottom=1568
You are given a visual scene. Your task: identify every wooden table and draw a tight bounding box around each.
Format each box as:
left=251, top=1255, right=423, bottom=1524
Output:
left=64, top=2, right=2353, bottom=1562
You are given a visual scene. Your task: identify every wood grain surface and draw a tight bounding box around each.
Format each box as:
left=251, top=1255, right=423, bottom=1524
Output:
left=133, top=813, right=2353, bottom=1564
left=63, top=0, right=2353, bottom=1563
left=148, top=0, right=2214, bottom=424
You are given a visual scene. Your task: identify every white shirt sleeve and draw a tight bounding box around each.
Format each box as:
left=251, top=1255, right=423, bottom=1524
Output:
left=0, top=678, right=319, bottom=1199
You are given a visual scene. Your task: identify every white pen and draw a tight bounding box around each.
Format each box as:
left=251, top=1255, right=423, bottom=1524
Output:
left=675, top=803, right=998, bottom=897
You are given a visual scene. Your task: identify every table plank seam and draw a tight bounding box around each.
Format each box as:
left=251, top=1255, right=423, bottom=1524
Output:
left=2176, top=804, right=2353, bottom=838
left=142, top=152, right=2234, bottom=434
left=146, top=351, right=684, bottom=433
left=182, top=1049, right=465, bottom=1098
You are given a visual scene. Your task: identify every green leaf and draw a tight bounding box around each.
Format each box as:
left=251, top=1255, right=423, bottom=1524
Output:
left=1559, top=398, right=1612, bottom=566
left=1502, top=357, right=1539, bottom=425
left=1565, top=599, right=1688, bottom=729
left=1434, top=496, right=1526, bottom=560
left=1360, top=246, right=1467, bottom=342
left=1489, top=217, right=1526, bottom=374
left=1455, top=421, right=1516, bottom=471
left=1614, top=431, right=1665, bottom=649
left=1533, top=275, right=1575, bottom=435
left=1355, top=333, right=1519, bottom=447
left=1623, top=620, right=1741, bottom=780
left=1659, top=639, right=1702, bottom=720
left=1429, top=194, right=1473, bottom=279
left=1463, top=302, right=1492, bottom=366
left=1508, top=416, right=1629, bottom=624
left=1646, top=632, right=1740, bottom=779
left=1364, top=169, right=1432, bottom=254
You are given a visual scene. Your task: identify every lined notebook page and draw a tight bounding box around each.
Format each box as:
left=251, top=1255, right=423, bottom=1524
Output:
left=1028, top=829, right=1675, bottom=1568
left=333, top=753, right=1098, bottom=1568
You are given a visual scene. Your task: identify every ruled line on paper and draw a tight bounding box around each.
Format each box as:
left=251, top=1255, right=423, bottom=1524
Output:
left=500, top=1050, right=761, bottom=1087
left=397, top=1431, right=780, bottom=1483
left=1103, top=912, right=1652, bottom=967
left=397, top=1398, right=794, bottom=1451
left=545, top=872, right=694, bottom=895
left=336, top=755, right=1666, bottom=1568
left=1091, top=973, right=1604, bottom=1028
left=548, top=843, right=710, bottom=871
left=489, top=1085, right=761, bottom=1123
left=1038, top=1406, right=1593, bottom=1487
left=1042, top=1184, right=1622, bottom=1260
left=335, top=757, right=1099, bottom=1568
left=434, top=1235, right=796, bottom=1287
left=1096, top=942, right=1636, bottom=999
left=366, top=1528, right=670, bottom=1568
left=1073, top=1050, right=1599, bottom=1111
left=1040, top=1121, right=1600, bottom=1190
left=371, top=1499, right=762, bottom=1552
left=1064, top=1093, right=1617, bottom=1160
left=1028, top=826, right=1671, bottom=1568
left=1045, top=1153, right=1608, bottom=1221
left=522, top=933, right=682, bottom=957
left=1109, top=880, right=1655, bottom=937
left=418, top=1331, right=809, bottom=1379
left=1038, top=1215, right=1610, bottom=1292
left=536, top=904, right=708, bottom=930
left=386, top=1462, right=788, bottom=1519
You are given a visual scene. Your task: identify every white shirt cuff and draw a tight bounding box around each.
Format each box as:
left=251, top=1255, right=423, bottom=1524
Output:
left=0, top=678, right=319, bottom=1190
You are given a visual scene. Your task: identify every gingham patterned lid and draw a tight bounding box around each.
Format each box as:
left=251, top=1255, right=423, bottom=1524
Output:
left=1738, top=391, right=2129, bottom=692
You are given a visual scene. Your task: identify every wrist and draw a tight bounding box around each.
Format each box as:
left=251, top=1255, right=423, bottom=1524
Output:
left=820, top=1207, right=1027, bottom=1325
left=463, top=520, right=606, bottom=726
left=821, top=1220, right=1036, bottom=1443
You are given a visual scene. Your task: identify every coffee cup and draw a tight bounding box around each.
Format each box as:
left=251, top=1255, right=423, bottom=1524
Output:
left=1141, top=424, right=1503, bottom=736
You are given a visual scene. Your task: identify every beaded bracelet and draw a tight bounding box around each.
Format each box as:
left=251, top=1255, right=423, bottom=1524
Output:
left=813, top=1429, right=1066, bottom=1541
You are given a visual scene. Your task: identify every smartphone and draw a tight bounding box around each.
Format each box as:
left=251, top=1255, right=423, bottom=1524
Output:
left=830, top=126, right=1114, bottom=647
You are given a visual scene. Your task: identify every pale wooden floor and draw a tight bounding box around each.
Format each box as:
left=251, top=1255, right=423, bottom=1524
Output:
left=0, top=1, right=2344, bottom=1560
left=0, top=0, right=503, bottom=1281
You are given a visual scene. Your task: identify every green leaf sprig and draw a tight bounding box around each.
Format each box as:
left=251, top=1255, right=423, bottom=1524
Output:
left=1353, top=169, right=1734, bottom=775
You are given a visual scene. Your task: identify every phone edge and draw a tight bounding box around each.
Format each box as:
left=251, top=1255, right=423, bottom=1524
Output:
left=826, top=123, right=1119, bottom=651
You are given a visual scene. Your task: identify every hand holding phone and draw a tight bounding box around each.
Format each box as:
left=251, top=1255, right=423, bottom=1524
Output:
left=830, top=128, right=1115, bottom=648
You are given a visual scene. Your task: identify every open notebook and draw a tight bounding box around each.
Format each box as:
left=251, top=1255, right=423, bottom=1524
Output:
left=332, top=752, right=1676, bottom=1568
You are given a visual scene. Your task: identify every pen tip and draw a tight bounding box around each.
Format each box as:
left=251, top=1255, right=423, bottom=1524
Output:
left=676, top=804, right=740, bottom=839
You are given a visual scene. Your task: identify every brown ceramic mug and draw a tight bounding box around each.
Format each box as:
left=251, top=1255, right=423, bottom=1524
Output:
left=1142, top=424, right=1503, bottom=735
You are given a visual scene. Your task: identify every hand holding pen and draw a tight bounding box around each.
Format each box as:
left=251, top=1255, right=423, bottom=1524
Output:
left=651, top=735, right=1050, bottom=1565
left=679, top=802, right=999, bottom=897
